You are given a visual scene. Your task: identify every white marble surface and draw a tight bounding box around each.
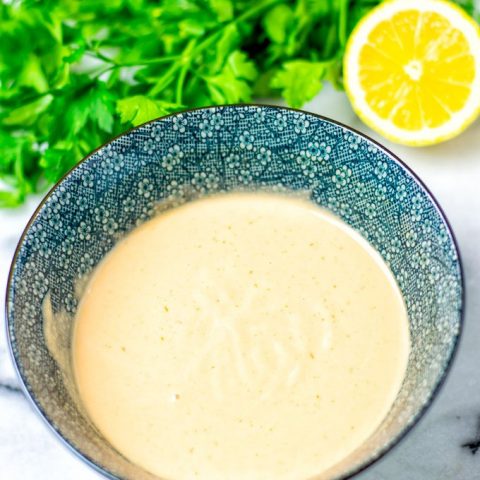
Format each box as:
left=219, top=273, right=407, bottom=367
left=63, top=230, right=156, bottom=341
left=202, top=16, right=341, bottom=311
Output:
left=1, top=86, right=480, bottom=479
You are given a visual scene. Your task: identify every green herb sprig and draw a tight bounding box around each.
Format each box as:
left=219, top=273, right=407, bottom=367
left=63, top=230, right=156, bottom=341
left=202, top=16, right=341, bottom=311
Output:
left=0, top=0, right=477, bottom=206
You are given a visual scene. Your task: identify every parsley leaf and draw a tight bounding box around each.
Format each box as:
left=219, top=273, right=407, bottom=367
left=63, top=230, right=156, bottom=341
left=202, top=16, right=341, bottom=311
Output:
left=117, top=96, right=182, bottom=126
left=2, top=95, right=54, bottom=127
left=271, top=60, right=327, bottom=108
left=205, top=51, right=258, bottom=104
left=263, top=4, right=294, bottom=44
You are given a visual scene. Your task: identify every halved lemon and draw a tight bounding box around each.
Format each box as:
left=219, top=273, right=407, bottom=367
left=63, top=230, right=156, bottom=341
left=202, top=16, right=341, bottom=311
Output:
left=344, top=0, right=480, bottom=146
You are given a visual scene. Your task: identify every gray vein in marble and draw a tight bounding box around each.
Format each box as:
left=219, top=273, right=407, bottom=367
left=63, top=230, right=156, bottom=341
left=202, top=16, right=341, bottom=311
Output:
left=0, top=380, right=22, bottom=394
left=461, top=416, right=480, bottom=455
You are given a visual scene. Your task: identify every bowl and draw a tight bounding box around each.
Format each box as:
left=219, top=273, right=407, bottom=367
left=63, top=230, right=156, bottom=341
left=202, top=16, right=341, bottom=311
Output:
left=6, top=105, right=463, bottom=480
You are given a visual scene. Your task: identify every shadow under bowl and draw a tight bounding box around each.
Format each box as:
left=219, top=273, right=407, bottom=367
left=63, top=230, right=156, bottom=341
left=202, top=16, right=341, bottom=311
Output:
left=6, top=105, right=463, bottom=480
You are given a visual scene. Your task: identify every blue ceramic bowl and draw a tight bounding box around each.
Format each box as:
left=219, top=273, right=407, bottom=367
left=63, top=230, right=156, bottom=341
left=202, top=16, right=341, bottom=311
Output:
left=6, top=105, right=463, bottom=480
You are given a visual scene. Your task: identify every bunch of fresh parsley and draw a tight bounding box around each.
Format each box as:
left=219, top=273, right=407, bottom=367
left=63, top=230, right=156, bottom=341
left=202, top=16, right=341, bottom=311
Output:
left=0, top=0, right=477, bottom=207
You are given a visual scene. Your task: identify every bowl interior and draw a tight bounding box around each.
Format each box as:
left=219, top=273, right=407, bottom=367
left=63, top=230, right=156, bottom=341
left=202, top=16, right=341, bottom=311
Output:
left=6, top=105, right=462, bottom=480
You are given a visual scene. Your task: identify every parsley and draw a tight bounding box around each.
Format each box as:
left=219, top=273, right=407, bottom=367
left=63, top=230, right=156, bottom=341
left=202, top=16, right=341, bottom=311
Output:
left=271, top=60, right=330, bottom=108
left=0, top=0, right=477, bottom=206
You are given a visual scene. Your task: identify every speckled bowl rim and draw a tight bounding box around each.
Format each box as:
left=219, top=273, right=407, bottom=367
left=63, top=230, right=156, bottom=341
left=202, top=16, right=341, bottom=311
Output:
left=5, top=104, right=465, bottom=480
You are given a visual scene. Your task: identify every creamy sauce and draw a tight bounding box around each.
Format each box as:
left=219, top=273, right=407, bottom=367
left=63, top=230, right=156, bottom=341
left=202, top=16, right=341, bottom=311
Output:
left=73, top=193, right=410, bottom=480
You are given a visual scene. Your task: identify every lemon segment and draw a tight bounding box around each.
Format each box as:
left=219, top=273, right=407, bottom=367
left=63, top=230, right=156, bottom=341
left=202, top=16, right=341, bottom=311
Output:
left=344, top=0, right=480, bottom=146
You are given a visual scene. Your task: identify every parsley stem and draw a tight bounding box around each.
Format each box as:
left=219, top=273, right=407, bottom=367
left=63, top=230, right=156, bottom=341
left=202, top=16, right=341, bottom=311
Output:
left=235, top=0, right=283, bottom=23
left=338, top=0, right=350, bottom=47
left=86, top=50, right=120, bottom=66
left=95, top=65, right=117, bottom=78
left=175, top=40, right=197, bottom=105
left=129, top=56, right=180, bottom=66
left=175, top=66, right=187, bottom=104
left=148, top=62, right=180, bottom=97
left=87, top=50, right=180, bottom=68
